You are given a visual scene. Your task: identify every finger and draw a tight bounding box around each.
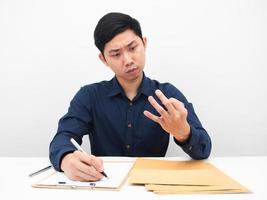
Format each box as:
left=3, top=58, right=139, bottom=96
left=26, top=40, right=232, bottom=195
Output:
left=87, top=155, right=104, bottom=172
left=74, top=151, right=104, bottom=178
left=79, top=153, right=104, bottom=172
left=75, top=160, right=103, bottom=180
left=143, top=110, right=162, bottom=124
left=169, top=98, right=188, bottom=116
left=147, top=96, right=169, bottom=118
left=169, top=98, right=185, bottom=110
left=155, top=89, right=176, bottom=115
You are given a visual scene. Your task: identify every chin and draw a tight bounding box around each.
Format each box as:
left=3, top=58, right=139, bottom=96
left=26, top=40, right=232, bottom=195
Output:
left=128, top=71, right=142, bottom=80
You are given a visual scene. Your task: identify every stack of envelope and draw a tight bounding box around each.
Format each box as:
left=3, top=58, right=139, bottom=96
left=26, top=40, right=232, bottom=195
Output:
left=128, top=158, right=251, bottom=194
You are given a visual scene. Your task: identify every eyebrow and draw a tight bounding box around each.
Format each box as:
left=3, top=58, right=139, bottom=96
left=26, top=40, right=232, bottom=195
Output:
left=108, top=40, right=137, bottom=54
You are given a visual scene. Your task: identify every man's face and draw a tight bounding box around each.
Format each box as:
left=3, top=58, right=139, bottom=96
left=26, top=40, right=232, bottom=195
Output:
left=99, top=29, right=147, bottom=82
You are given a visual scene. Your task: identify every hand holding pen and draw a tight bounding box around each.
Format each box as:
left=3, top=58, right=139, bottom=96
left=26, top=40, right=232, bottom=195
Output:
left=70, top=138, right=108, bottom=178
left=60, top=138, right=108, bottom=182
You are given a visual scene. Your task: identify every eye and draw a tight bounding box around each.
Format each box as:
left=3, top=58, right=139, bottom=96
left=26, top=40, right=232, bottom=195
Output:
left=129, top=45, right=137, bottom=51
left=111, top=53, right=120, bottom=57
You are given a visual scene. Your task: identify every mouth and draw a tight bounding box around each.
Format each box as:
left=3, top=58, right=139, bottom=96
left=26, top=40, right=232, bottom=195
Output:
left=125, top=66, right=138, bottom=73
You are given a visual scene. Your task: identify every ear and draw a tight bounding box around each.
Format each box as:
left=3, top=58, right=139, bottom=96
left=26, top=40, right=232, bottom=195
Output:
left=98, top=53, right=109, bottom=66
left=142, top=37, right=147, bottom=49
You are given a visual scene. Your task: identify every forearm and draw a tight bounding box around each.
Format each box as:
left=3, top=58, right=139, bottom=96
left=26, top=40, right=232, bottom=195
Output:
left=49, top=133, right=81, bottom=171
left=49, top=87, right=93, bottom=171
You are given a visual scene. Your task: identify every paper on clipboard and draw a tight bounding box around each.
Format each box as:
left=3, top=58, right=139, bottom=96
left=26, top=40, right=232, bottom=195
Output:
left=32, top=161, right=134, bottom=191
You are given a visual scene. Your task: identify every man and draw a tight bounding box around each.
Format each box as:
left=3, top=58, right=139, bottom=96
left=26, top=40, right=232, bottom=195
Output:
left=49, top=12, right=212, bottom=182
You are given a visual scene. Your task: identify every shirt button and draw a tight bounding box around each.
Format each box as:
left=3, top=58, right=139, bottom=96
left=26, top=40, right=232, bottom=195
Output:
left=126, top=145, right=131, bottom=149
left=128, top=123, right=132, bottom=128
left=189, top=146, right=192, bottom=151
left=129, top=102, right=133, bottom=106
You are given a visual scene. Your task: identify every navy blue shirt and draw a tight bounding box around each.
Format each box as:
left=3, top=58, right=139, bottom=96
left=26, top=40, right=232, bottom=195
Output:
left=49, top=74, right=212, bottom=171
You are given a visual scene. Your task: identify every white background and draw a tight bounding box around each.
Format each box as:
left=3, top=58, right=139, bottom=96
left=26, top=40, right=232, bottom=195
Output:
left=0, top=0, right=266, bottom=157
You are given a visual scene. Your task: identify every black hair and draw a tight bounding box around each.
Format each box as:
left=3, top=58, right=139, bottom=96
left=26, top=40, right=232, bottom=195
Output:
left=94, top=12, right=143, bottom=54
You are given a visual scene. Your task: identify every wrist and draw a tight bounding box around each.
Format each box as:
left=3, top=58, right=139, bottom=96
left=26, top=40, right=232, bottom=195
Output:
left=60, top=153, right=72, bottom=172
left=173, top=124, right=191, bottom=143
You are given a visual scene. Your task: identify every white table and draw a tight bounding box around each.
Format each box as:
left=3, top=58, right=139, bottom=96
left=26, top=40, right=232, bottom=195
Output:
left=0, top=156, right=266, bottom=200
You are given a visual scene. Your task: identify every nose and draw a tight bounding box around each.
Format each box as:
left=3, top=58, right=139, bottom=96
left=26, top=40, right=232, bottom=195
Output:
left=123, top=52, right=134, bottom=67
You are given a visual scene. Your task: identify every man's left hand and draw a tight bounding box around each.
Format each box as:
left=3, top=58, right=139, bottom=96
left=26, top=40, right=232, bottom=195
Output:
left=144, top=89, right=190, bottom=143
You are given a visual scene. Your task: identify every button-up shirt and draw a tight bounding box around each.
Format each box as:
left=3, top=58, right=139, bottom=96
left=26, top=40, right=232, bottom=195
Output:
left=49, top=74, right=212, bottom=171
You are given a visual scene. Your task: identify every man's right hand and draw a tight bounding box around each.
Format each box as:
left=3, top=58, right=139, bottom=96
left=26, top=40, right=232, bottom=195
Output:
left=60, top=151, right=104, bottom=181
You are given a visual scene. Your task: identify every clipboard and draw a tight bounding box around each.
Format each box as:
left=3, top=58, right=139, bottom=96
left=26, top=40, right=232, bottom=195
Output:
left=32, top=161, right=134, bottom=191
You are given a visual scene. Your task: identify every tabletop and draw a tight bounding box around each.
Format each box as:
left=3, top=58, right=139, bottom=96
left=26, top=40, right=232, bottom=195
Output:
left=0, top=156, right=266, bottom=200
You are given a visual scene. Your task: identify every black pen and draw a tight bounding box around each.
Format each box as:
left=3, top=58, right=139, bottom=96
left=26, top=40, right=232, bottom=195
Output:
left=28, top=165, right=52, bottom=177
left=70, top=138, right=109, bottom=178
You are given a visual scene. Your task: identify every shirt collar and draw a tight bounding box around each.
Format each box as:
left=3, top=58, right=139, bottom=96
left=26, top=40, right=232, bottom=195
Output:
left=107, top=76, right=124, bottom=97
left=138, top=73, right=153, bottom=97
left=107, top=72, right=153, bottom=98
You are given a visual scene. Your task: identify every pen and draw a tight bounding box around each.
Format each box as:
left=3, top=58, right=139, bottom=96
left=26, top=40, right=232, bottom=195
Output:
left=28, top=165, right=52, bottom=177
left=70, top=138, right=108, bottom=178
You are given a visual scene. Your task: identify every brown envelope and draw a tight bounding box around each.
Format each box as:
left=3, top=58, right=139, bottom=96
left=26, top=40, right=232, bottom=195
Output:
left=128, top=158, right=251, bottom=194
left=146, top=184, right=251, bottom=194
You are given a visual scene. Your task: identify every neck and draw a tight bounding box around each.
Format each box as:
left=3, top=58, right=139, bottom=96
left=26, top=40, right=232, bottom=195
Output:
left=116, top=73, right=143, bottom=101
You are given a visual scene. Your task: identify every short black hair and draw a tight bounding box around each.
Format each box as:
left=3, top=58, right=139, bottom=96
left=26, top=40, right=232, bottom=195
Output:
left=94, top=12, right=143, bottom=54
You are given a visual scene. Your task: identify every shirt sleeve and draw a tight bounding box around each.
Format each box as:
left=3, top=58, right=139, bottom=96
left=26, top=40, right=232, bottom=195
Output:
left=49, top=86, right=93, bottom=171
left=174, top=103, right=212, bottom=159
left=164, top=84, right=212, bottom=159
